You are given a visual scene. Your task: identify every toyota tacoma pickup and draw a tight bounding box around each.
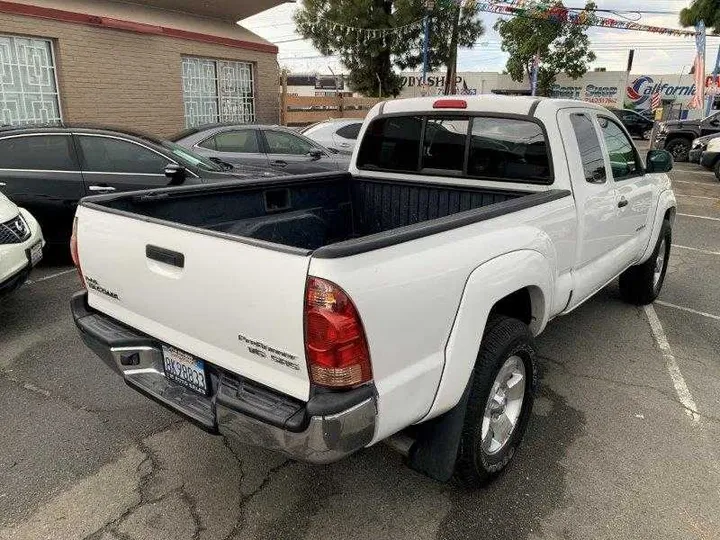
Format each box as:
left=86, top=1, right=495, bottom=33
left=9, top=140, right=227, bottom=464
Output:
left=71, top=96, right=677, bottom=486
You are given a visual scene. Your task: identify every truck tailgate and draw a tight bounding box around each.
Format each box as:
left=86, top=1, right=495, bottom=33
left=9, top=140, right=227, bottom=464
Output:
left=76, top=206, right=312, bottom=401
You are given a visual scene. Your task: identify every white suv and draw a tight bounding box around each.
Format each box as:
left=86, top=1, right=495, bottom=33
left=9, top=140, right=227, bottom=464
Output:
left=0, top=191, right=44, bottom=296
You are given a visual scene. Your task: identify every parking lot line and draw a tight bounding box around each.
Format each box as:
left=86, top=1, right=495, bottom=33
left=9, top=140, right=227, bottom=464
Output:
left=677, top=213, right=720, bottom=222
left=655, top=300, right=720, bottom=322
left=25, top=269, right=75, bottom=285
left=672, top=244, right=720, bottom=256
left=643, top=305, right=700, bottom=423
left=672, top=180, right=720, bottom=187
left=676, top=194, right=720, bottom=201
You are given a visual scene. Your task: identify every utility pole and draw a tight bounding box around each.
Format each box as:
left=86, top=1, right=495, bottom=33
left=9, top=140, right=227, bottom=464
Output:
left=422, top=0, right=435, bottom=92
left=444, top=1, right=461, bottom=95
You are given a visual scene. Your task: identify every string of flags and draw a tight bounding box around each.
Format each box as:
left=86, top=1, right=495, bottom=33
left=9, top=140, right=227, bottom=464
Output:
left=470, top=0, right=697, bottom=37
left=305, top=16, right=425, bottom=48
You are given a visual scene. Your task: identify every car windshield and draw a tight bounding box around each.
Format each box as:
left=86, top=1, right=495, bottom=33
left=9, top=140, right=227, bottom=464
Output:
left=161, top=141, right=225, bottom=172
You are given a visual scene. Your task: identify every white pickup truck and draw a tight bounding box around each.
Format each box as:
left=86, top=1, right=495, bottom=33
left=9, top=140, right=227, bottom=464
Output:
left=71, top=96, right=677, bottom=486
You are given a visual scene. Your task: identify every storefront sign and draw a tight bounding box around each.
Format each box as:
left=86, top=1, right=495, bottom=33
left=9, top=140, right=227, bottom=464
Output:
left=626, top=76, right=696, bottom=108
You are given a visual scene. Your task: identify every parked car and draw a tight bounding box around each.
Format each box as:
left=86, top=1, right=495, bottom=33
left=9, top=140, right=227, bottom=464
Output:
left=300, top=118, right=363, bottom=154
left=654, top=110, right=720, bottom=162
left=699, top=136, right=720, bottom=180
left=0, top=125, right=277, bottom=246
left=689, top=133, right=720, bottom=163
left=0, top=191, right=44, bottom=297
left=172, top=124, right=351, bottom=175
left=606, top=107, right=655, bottom=140
left=72, top=96, right=676, bottom=487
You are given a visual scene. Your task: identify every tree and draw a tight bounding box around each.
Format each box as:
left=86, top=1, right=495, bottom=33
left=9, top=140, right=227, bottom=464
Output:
left=294, top=0, right=484, bottom=97
left=680, top=0, right=720, bottom=34
left=494, top=1, right=597, bottom=97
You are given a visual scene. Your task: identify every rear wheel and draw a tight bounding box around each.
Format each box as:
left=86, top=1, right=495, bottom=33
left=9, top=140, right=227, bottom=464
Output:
left=454, top=316, right=537, bottom=487
left=642, top=128, right=653, bottom=141
left=665, top=138, right=691, bottom=162
left=619, top=221, right=671, bottom=305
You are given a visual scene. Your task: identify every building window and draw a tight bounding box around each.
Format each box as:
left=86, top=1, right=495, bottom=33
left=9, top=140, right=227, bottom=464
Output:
left=0, top=35, right=61, bottom=126
left=181, top=56, right=255, bottom=128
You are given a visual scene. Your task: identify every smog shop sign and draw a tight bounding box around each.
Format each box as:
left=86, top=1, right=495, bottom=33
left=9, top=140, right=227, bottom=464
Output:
left=551, top=84, right=619, bottom=105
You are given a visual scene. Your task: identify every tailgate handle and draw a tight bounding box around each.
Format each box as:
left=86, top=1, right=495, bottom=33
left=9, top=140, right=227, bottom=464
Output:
left=146, top=245, right=185, bottom=268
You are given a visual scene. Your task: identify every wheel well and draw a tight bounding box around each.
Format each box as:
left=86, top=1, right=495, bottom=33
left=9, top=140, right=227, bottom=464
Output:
left=489, top=288, right=533, bottom=326
left=665, top=135, right=693, bottom=146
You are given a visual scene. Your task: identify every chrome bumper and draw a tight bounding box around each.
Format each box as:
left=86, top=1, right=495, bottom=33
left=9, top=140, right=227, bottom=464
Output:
left=71, top=292, right=377, bottom=464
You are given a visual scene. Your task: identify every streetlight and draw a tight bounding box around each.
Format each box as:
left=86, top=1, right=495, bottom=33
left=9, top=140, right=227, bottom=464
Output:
left=422, top=0, right=435, bottom=91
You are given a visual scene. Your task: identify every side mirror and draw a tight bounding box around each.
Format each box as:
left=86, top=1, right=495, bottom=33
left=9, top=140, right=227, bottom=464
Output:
left=164, top=163, right=186, bottom=185
left=308, top=149, right=323, bottom=160
left=646, top=149, right=673, bottom=173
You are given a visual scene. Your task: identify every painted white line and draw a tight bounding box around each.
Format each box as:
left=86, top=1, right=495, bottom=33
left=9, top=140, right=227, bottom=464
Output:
left=676, top=193, right=720, bottom=201
left=673, top=169, right=713, bottom=175
left=677, top=213, right=720, bottom=222
left=644, top=305, right=700, bottom=422
left=27, top=269, right=75, bottom=285
left=672, top=244, right=720, bottom=256
left=672, top=179, right=720, bottom=186
left=655, top=300, right=720, bottom=322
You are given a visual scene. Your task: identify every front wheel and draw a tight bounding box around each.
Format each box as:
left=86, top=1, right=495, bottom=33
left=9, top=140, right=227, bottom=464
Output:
left=665, top=139, right=691, bottom=162
left=619, top=221, right=671, bottom=305
left=454, top=316, right=537, bottom=487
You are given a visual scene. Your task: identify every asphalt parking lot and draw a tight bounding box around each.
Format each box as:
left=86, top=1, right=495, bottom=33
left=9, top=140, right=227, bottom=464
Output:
left=2, top=151, right=719, bottom=540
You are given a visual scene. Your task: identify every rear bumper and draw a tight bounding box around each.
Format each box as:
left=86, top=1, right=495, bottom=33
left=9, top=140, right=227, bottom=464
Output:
left=71, top=291, right=377, bottom=464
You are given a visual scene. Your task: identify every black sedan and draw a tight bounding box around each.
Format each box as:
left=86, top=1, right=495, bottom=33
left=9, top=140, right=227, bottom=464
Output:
left=606, top=108, right=655, bottom=140
left=0, top=125, right=277, bottom=245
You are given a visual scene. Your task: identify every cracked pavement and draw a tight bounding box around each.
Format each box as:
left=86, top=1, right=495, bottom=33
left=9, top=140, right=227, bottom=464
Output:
left=1, top=156, right=719, bottom=539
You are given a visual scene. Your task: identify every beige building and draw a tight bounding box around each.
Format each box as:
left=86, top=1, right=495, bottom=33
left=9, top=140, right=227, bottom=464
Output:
left=0, top=0, right=283, bottom=137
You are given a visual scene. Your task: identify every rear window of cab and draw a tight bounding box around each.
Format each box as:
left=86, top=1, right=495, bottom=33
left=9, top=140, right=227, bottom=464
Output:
left=356, top=114, right=552, bottom=184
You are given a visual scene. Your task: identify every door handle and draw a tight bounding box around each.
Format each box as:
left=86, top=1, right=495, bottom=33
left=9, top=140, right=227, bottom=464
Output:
left=89, top=185, right=116, bottom=193
left=618, top=198, right=629, bottom=208
left=339, top=143, right=350, bottom=147
left=146, top=245, right=184, bottom=268
left=271, top=160, right=287, bottom=167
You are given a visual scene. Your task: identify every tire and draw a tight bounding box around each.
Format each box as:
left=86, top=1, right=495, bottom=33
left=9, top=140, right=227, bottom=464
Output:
left=665, top=138, right=691, bottom=162
left=619, top=220, right=671, bottom=305
left=454, top=315, right=537, bottom=487
left=642, top=128, right=653, bottom=141
left=714, top=159, right=720, bottom=181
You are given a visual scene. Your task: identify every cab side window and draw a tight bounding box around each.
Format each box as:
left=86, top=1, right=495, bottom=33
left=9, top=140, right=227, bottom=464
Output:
left=569, top=113, right=606, bottom=183
left=598, top=116, right=642, bottom=180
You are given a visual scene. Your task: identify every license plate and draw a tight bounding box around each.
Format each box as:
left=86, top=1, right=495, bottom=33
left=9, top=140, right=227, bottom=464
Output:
left=162, top=345, right=207, bottom=395
left=27, top=241, right=42, bottom=266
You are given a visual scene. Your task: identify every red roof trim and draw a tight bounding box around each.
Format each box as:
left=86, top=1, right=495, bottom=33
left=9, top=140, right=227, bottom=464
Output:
left=0, top=1, right=279, bottom=54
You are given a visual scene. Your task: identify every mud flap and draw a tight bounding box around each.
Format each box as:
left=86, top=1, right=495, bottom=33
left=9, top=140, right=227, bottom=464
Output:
left=406, top=373, right=474, bottom=482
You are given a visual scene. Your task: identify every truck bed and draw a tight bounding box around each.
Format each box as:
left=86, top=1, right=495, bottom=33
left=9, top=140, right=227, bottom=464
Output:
left=88, top=173, right=558, bottom=256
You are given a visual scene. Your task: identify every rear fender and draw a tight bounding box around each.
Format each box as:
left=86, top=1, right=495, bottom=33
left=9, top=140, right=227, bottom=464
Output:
left=423, top=250, right=553, bottom=420
left=638, top=189, right=676, bottom=264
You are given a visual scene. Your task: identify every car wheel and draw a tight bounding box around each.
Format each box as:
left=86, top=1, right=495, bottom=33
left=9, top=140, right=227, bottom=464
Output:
left=665, top=138, right=691, bottom=162
left=714, top=159, right=720, bottom=181
left=619, top=221, right=671, bottom=305
left=642, top=128, right=653, bottom=140
left=454, top=316, right=537, bottom=487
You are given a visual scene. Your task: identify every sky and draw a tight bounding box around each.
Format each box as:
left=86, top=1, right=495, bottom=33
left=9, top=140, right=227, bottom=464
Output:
left=240, top=0, right=720, bottom=76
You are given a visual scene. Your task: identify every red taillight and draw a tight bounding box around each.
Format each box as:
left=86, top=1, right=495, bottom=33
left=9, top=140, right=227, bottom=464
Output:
left=304, top=277, right=372, bottom=388
left=70, top=217, right=85, bottom=288
left=433, top=98, right=467, bottom=109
